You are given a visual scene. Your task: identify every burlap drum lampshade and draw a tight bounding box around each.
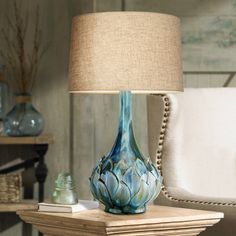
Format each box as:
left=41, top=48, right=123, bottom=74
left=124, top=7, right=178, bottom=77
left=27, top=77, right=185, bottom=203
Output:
left=69, top=12, right=183, bottom=93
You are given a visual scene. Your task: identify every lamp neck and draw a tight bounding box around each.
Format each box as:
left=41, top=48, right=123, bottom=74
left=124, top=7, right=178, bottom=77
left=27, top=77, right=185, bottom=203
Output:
left=107, top=90, right=143, bottom=159
left=118, top=91, right=133, bottom=133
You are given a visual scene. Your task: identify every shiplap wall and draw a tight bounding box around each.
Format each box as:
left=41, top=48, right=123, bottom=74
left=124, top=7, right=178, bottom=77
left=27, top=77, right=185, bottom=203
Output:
left=0, top=0, right=235, bottom=235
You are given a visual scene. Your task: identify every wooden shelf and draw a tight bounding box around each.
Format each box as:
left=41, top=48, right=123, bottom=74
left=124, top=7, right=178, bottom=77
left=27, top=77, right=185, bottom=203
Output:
left=0, top=200, right=38, bottom=212
left=0, top=134, right=54, bottom=145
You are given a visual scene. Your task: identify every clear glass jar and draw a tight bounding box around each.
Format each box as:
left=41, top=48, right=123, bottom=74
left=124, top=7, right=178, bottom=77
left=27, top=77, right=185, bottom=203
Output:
left=52, top=173, right=78, bottom=205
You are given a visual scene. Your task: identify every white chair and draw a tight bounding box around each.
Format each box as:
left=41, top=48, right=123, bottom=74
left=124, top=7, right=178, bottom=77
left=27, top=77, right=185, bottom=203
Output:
left=147, top=88, right=236, bottom=236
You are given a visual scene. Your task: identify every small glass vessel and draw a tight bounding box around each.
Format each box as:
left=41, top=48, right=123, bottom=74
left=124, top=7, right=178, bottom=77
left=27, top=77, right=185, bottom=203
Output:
left=90, top=91, right=162, bottom=214
left=0, top=65, right=8, bottom=134
left=4, top=93, right=44, bottom=136
left=52, top=173, right=78, bottom=205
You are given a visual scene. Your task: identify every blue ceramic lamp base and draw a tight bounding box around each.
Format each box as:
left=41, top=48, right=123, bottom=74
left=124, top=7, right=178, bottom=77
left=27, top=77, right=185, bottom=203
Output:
left=90, top=91, right=162, bottom=214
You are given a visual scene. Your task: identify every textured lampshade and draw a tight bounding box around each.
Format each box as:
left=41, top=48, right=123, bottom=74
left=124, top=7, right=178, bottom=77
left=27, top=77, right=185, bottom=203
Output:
left=69, top=12, right=183, bottom=93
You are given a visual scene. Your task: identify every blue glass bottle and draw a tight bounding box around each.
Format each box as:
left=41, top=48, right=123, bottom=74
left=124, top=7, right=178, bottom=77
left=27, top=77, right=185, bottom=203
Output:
left=4, top=93, right=44, bottom=136
left=90, top=91, right=162, bottom=214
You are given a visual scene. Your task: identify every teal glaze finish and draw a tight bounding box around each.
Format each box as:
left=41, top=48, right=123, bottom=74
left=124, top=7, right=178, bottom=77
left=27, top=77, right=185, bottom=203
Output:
left=90, top=91, right=162, bottom=214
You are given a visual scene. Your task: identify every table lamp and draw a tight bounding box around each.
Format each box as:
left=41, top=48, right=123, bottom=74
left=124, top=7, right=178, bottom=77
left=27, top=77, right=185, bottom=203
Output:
left=69, top=12, right=183, bottom=214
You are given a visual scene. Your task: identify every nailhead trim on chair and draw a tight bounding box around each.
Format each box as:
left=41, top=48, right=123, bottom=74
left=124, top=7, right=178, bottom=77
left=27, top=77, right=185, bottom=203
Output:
left=156, top=94, right=236, bottom=206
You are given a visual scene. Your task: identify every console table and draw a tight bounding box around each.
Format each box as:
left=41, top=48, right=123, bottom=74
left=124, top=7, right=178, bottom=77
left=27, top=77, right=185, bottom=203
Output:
left=0, top=134, right=53, bottom=202
left=18, top=205, right=223, bottom=236
left=0, top=134, right=53, bottom=236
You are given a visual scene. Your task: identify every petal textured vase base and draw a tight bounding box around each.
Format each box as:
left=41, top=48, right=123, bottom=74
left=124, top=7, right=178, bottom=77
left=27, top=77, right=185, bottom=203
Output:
left=90, top=91, right=162, bottom=215
left=4, top=94, right=44, bottom=137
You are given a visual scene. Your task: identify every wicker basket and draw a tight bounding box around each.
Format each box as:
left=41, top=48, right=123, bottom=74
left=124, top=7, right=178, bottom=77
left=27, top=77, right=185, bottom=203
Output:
left=0, top=173, right=22, bottom=203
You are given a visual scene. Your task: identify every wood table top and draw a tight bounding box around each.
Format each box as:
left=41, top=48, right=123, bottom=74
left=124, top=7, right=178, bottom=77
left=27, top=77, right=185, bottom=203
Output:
left=18, top=205, right=223, bottom=227
left=18, top=205, right=224, bottom=235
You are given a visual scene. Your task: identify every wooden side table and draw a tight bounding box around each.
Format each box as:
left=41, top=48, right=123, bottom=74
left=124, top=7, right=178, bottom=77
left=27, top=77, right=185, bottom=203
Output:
left=18, top=205, right=223, bottom=236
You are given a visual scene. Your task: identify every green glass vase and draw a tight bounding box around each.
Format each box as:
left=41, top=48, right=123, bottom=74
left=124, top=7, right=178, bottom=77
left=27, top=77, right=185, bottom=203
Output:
left=52, top=173, right=78, bottom=205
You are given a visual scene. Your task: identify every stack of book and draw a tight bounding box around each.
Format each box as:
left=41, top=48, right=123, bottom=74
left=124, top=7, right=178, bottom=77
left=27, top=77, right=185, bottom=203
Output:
left=38, top=200, right=99, bottom=213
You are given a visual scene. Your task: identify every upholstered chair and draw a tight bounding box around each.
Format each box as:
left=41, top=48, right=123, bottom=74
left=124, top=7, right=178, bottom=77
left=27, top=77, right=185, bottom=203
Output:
left=147, top=88, right=236, bottom=236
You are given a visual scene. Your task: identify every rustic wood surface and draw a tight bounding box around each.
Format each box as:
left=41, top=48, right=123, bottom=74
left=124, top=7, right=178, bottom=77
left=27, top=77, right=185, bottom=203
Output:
left=17, top=205, right=223, bottom=236
left=0, top=200, right=37, bottom=212
left=0, top=134, right=54, bottom=145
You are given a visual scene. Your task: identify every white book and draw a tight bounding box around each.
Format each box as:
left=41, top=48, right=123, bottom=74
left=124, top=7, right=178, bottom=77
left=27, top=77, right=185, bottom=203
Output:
left=38, top=200, right=99, bottom=213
